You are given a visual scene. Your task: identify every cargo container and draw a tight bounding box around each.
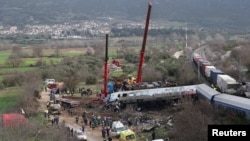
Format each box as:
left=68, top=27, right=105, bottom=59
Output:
left=200, top=62, right=211, bottom=76
left=210, top=69, right=224, bottom=85
left=216, top=74, right=239, bottom=92
left=198, top=59, right=207, bottom=67
left=205, top=66, right=216, bottom=79
left=193, top=54, right=202, bottom=66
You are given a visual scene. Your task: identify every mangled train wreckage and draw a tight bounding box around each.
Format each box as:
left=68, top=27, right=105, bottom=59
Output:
left=103, top=85, right=197, bottom=110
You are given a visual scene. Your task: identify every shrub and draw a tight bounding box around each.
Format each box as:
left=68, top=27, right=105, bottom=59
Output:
left=86, top=76, right=97, bottom=85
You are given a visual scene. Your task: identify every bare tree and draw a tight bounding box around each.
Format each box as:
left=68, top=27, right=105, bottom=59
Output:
left=6, top=54, right=23, bottom=67
left=20, top=71, right=43, bottom=115
left=54, top=46, right=60, bottom=57
left=0, top=118, right=75, bottom=141
left=169, top=99, right=218, bottom=141
left=60, top=66, right=81, bottom=96
left=86, top=47, right=94, bottom=55
left=92, top=41, right=105, bottom=58
left=12, top=46, right=23, bottom=57
left=177, top=59, right=197, bottom=85
left=32, top=46, right=43, bottom=57
left=142, top=66, right=163, bottom=82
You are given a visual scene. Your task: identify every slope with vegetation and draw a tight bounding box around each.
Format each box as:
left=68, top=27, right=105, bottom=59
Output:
left=1, top=0, right=250, bottom=30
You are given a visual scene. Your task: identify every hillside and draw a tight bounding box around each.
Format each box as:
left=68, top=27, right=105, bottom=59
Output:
left=0, top=0, right=250, bottom=30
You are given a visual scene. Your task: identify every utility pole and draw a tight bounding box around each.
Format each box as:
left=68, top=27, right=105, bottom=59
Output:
left=185, top=23, right=188, bottom=49
left=239, top=54, right=242, bottom=83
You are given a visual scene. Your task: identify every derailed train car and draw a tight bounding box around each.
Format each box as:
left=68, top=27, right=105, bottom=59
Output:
left=105, top=85, right=197, bottom=109
left=197, top=84, right=250, bottom=119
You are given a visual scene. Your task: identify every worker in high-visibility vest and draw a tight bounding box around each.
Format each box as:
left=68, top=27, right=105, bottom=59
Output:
left=211, top=84, right=217, bottom=91
left=46, top=101, right=50, bottom=108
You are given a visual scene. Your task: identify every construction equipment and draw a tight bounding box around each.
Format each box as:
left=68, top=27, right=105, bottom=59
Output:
left=99, top=3, right=152, bottom=101
left=136, top=2, right=152, bottom=83
left=127, top=75, right=136, bottom=85
left=103, top=33, right=109, bottom=98
left=112, top=58, right=122, bottom=67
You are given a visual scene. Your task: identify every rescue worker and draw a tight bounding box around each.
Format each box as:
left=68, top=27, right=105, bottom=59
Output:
left=70, top=128, right=74, bottom=137
left=54, top=115, right=59, bottom=125
left=210, top=84, right=217, bottom=91
left=152, top=129, right=156, bottom=140
left=84, top=118, right=88, bottom=126
left=89, top=120, right=92, bottom=128
left=51, top=118, right=54, bottom=126
left=106, top=126, right=110, bottom=137
left=76, top=115, right=79, bottom=124
left=102, top=127, right=106, bottom=139
left=108, top=136, right=112, bottom=141
left=44, top=109, right=48, bottom=118
left=46, top=101, right=50, bottom=108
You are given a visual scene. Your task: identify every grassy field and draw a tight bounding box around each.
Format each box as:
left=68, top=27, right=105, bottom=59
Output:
left=0, top=38, right=141, bottom=114
left=0, top=51, right=11, bottom=65
left=0, top=87, right=21, bottom=113
left=21, top=57, right=62, bottom=66
left=0, top=46, right=124, bottom=82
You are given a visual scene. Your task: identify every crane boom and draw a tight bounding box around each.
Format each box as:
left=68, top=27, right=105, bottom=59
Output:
left=103, top=33, right=109, bottom=98
left=136, top=2, right=152, bottom=83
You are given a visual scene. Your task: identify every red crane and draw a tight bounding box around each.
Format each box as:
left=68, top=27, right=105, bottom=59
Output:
left=136, top=2, right=152, bottom=83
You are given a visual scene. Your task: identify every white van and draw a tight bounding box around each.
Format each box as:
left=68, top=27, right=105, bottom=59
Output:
left=152, top=139, right=164, bottom=141
left=111, top=121, right=126, bottom=137
left=45, top=79, right=55, bottom=85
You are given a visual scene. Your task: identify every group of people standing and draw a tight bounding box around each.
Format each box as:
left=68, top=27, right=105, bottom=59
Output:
left=101, top=126, right=112, bottom=141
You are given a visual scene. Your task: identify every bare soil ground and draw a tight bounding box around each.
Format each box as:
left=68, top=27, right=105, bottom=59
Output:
left=38, top=90, right=119, bottom=141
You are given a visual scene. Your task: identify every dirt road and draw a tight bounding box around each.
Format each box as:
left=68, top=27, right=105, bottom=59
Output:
left=38, top=90, right=119, bottom=141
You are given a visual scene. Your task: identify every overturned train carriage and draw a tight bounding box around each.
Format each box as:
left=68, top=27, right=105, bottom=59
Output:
left=107, top=85, right=198, bottom=108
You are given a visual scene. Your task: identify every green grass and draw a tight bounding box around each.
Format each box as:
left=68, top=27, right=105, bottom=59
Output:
left=0, top=87, right=21, bottom=113
left=0, top=51, right=11, bottom=65
left=21, top=57, right=61, bottom=66
left=0, top=48, right=82, bottom=83
left=60, top=52, right=84, bottom=57
left=111, top=69, right=125, bottom=77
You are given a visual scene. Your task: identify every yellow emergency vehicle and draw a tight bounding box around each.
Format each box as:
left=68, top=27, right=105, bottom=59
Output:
left=119, top=129, right=136, bottom=141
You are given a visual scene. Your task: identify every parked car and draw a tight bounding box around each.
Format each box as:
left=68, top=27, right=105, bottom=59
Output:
left=75, top=129, right=87, bottom=141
